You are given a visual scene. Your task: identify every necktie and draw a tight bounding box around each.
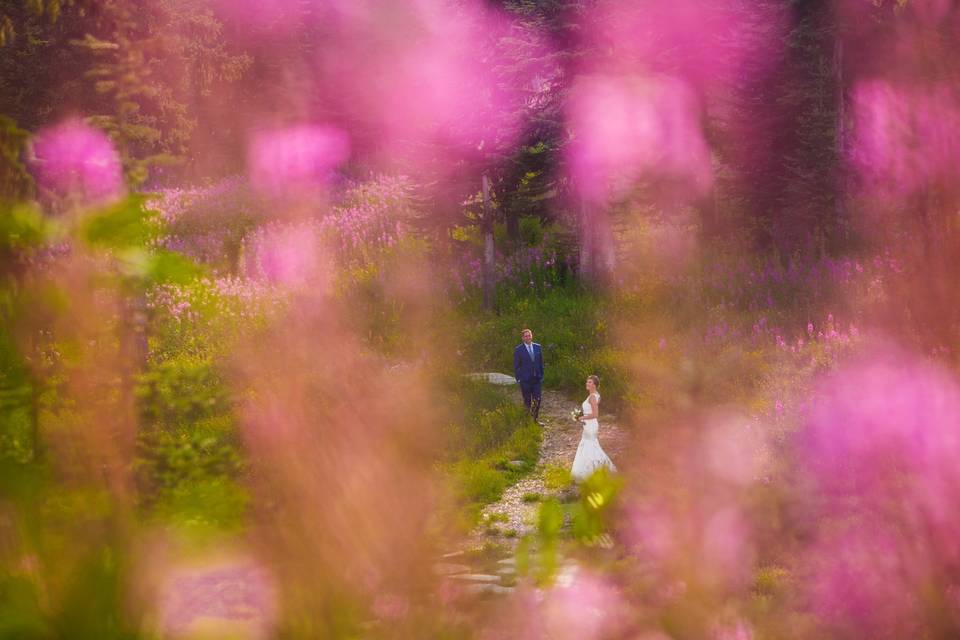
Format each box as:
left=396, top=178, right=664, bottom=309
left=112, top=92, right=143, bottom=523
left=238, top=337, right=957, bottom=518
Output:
left=527, top=344, right=534, bottom=361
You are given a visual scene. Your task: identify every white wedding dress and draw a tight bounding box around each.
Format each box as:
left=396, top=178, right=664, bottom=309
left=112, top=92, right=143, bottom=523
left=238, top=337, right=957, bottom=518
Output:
left=571, top=392, right=617, bottom=482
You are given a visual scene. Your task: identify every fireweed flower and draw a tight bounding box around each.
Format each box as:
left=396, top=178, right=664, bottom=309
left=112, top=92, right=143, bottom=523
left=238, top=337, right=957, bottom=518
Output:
left=30, top=119, right=124, bottom=208
left=537, top=571, right=626, bottom=640
left=624, top=414, right=764, bottom=600
left=248, top=125, right=350, bottom=198
left=795, top=350, right=960, bottom=637
left=156, top=558, right=278, bottom=637
left=245, top=222, right=327, bottom=288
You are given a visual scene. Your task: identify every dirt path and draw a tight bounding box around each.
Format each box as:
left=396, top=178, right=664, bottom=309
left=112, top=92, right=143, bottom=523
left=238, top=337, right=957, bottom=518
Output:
left=470, top=388, right=630, bottom=544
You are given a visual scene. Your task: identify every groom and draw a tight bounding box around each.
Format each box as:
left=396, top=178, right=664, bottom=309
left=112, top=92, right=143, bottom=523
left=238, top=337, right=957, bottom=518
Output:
left=513, top=328, right=544, bottom=424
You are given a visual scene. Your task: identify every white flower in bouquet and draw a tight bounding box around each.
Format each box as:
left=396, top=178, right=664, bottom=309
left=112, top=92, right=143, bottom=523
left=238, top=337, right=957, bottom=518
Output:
left=571, top=406, right=584, bottom=421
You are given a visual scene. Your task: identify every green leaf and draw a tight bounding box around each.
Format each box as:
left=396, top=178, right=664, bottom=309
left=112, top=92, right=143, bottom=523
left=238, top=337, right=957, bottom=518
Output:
left=145, top=250, right=203, bottom=285
left=0, top=204, right=48, bottom=251
left=80, top=196, right=156, bottom=249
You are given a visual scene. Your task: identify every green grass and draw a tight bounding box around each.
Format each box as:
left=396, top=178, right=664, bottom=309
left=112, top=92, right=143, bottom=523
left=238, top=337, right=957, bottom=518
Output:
left=543, top=463, right=573, bottom=490
left=458, top=286, right=628, bottom=404
left=442, top=376, right=543, bottom=524
left=449, top=419, right=541, bottom=523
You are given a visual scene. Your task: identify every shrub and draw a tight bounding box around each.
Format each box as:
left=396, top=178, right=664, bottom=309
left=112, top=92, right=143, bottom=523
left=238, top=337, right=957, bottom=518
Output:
left=135, top=415, right=243, bottom=506
left=136, top=355, right=230, bottom=426
left=451, top=458, right=505, bottom=508
left=147, top=276, right=283, bottom=361
left=152, top=476, right=249, bottom=534
left=519, top=216, right=544, bottom=247
left=469, top=404, right=531, bottom=457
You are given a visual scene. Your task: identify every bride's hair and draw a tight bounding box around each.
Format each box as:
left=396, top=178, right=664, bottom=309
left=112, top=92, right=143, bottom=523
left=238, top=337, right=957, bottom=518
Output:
left=587, top=375, right=600, bottom=387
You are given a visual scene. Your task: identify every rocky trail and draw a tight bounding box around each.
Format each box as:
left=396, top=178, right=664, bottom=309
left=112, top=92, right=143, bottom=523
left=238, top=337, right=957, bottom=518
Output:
left=469, top=386, right=631, bottom=545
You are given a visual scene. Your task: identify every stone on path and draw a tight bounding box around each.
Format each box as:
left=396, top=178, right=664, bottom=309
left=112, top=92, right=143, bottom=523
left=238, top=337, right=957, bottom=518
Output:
left=465, top=372, right=517, bottom=385
left=453, top=573, right=501, bottom=583
left=464, top=583, right=515, bottom=595
left=432, top=563, right=471, bottom=576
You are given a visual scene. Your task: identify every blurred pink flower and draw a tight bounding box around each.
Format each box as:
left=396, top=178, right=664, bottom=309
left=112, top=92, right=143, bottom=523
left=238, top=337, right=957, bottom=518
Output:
left=628, top=504, right=677, bottom=563
left=246, top=223, right=327, bottom=288
left=797, top=350, right=960, bottom=636
left=712, top=620, right=754, bottom=640
left=851, top=81, right=960, bottom=196
left=700, top=505, right=753, bottom=588
left=566, top=75, right=712, bottom=204
left=157, top=558, right=277, bottom=638
left=30, top=119, right=124, bottom=207
left=248, top=125, right=350, bottom=197
left=542, top=571, right=626, bottom=640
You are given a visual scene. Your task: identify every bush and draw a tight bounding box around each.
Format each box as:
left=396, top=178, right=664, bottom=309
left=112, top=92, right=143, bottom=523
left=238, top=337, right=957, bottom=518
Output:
left=147, top=276, right=283, bottom=361
left=136, top=355, right=230, bottom=426
left=519, top=216, right=544, bottom=247
left=152, top=476, right=249, bottom=534
left=335, top=236, right=434, bottom=357
left=467, top=404, right=530, bottom=456
left=452, top=459, right=506, bottom=508
left=135, top=416, right=247, bottom=529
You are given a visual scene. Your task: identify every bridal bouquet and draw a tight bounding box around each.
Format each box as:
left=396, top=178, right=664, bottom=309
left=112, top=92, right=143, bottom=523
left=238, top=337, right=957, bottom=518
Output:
left=571, top=406, right=583, bottom=421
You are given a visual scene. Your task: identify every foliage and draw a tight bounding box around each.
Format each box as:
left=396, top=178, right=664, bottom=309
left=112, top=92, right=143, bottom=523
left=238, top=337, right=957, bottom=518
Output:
left=152, top=177, right=261, bottom=274
left=2, top=1, right=959, bottom=635
left=327, top=175, right=419, bottom=266
left=449, top=417, right=540, bottom=520
left=0, top=202, right=51, bottom=465
left=146, top=276, right=282, bottom=361
left=135, top=414, right=246, bottom=534
left=0, top=0, right=250, bottom=185
left=518, top=215, right=545, bottom=246
left=335, top=236, right=433, bottom=357
left=0, top=115, right=33, bottom=201
left=443, top=381, right=540, bottom=520
left=135, top=306, right=250, bottom=532
left=567, top=467, right=622, bottom=545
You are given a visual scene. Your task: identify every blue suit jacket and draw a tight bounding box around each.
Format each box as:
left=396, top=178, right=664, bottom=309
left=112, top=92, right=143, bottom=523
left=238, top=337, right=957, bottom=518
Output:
left=514, top=342, right=544, bottom=384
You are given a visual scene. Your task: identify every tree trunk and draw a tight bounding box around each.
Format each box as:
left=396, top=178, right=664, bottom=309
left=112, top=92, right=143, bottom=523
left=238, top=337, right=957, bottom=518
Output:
left=596, top=210, right=617, bottom=280
left=699, top=188, right=721, bottom=241
left=481, top=174, right=496, bottom=311
left=578, top=196, right=595, bottom=284
left=579, top=194, right=617, bottom=286
left=505, top=206, right=520, bottom=241
left=833, top=33, right=847, bottom=246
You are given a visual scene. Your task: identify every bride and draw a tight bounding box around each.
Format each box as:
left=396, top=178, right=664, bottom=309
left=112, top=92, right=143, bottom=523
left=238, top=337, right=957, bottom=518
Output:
left=571, top=375, right=617, bottom=482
